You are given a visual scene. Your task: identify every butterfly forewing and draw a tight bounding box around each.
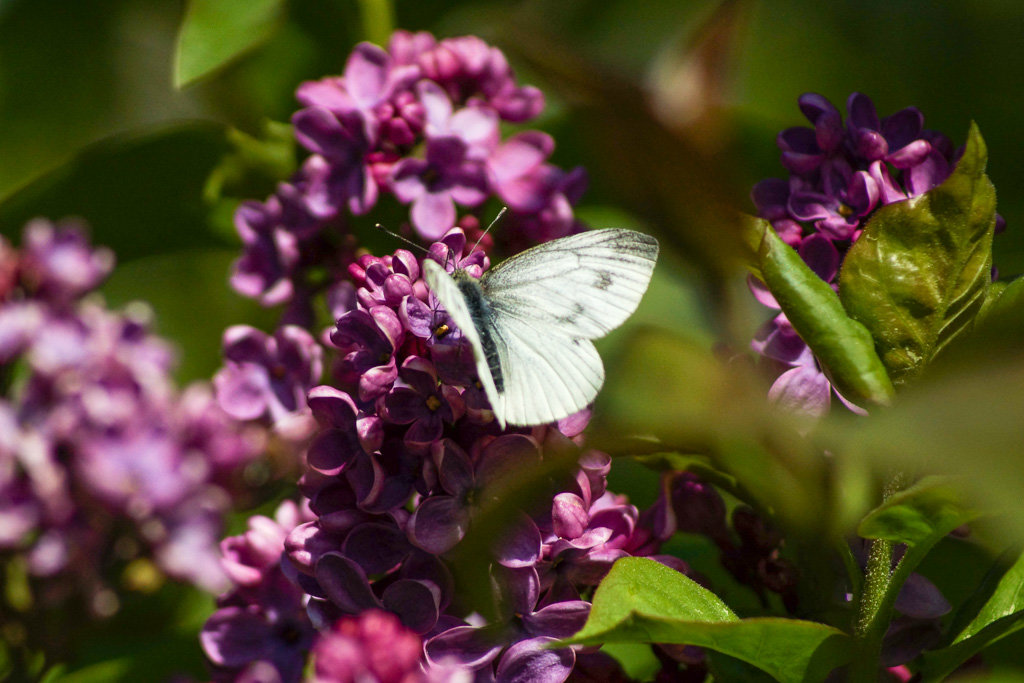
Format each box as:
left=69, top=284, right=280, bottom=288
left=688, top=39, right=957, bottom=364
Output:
left=422, top=259, right=505, bottom=425
left=480, top=229, right=659, bottom=340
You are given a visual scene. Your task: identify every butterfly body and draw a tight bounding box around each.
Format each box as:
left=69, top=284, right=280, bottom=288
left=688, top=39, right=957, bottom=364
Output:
left=424, top=229, right=658, bottom=428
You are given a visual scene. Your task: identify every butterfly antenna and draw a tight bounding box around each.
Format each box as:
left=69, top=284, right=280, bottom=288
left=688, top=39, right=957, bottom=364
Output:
left=374, top=223, right=430, bottom=255
left=470, top=206, right=508, bottom=255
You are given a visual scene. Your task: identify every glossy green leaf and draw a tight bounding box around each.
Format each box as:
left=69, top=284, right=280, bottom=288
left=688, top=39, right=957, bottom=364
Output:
left=174, top=0, right=285, bottom=88
left=920, top=550, right=1024, bottom=681
left=858, top=477, right=976, bottom=547
left=567, top=558, right=852, bottom=683
left=839, top=123, right=996, bottom=385
left=748, top=215, right=895, bottom=407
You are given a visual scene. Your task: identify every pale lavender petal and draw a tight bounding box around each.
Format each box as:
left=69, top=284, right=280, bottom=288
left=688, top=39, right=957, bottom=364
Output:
left=344, top=43, right=390, bottom=109
left=411, top=192, right=456, bottom=240
left=768, top=365, right=831, bottom=417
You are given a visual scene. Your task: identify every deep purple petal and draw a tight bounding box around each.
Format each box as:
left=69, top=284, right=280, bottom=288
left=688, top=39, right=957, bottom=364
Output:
left=307, top=429, right=361, bottom=475
left=495, top=637, right=575, bottom=683
left=381, top=579, right=441, bottom=634
left=343, top=522, right=410, bottom=574
left=408, top=496, right=471, bottom=554
left=315, top=552, right=382, bottom=613
left=881, top=107, right=924, bottom=150
left=843, top=170, right=880, bottom=217
left=200, top=607, right=275, bottom=667
left=425, top=625, right=504, bottom=669
left=905, top=150, right=951, bottom=196
left=436, top=439, right=475, bottom=495
left=751, top=178, right=791, bottom=221
left=798, top=233, right=840, bottom=283
left=895, top=573, right=951, bottom=619
left=787, top=191, right=836, bottom=222
left=493, top=515, right=542, bottom=568
left=777, top=127, right=824, bottom=174
left=522, top=601, right=591, bottom=639
left=846, top=92, right=880, bottom=131
left=493, top=565, right=540, bottom=617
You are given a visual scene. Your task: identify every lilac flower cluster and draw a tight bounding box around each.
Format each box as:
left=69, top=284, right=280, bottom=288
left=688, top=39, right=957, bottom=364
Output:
left=749, top=92, right=976, bottom=414
left=0, top=219, right=265, bottom=621
left=209, top=222, right=681, bottom=682
left=231, top=30, right=588, bottom=324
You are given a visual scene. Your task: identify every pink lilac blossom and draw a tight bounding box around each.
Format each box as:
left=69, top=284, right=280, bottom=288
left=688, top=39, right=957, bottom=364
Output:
left=749, top=92, right=1003, bottom=415
left=229, top=30, right=588, bottom=329
left=0, top=219, right=265, bottom=618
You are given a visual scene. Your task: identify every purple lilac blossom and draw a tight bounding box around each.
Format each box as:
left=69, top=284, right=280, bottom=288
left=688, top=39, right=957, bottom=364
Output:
left=749, top=92, right=995, bottom=414
left=227, top=29, right=588, bottom=321
left=207, top=225, right=681, bottom=681
left=208, top=30, right=741, bottom=683
left=0, top=219, right=265, bottom=620
left=202, top=500, right=317, bottom=682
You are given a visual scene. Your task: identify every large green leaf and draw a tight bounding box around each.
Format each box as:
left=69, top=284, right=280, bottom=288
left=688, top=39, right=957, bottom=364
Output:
left=567, top=558, right=853, bottom=683
left=839, top=123, right=997, bottom=385
left=920, top=549, right=1024, bottom=681
left=857, top=477, right=976, bottom=548
left=747, top=215, right=895, bottom=408
left=174, top=0, right=285, bottom=88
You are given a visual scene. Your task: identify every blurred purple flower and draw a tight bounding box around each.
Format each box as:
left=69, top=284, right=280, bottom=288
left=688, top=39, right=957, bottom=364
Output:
left=0, top=219, right=267, bottom=615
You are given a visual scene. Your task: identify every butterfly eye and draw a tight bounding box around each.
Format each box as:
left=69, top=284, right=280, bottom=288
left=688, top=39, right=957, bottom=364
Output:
left=433, top=323, right=451, bottom=339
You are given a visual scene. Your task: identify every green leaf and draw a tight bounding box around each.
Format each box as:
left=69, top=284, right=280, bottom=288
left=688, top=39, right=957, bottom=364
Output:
left=858, top=476, right=976, bottom=547
left=747, top=215, right=895, bottom=407
left=839, top=123, right=997, bottom=385
left=920, top=549, right=1024, bottom=681
left=567, top=558, right=853, bottom=683
left=853, top=477, right=978, bottom=660
left=174, top=0, right=285, bottom=88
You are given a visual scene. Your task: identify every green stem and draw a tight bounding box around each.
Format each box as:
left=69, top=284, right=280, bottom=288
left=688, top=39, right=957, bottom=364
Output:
left=357, top=0, right=395, bottom=46
left=849, top=472, right=906, bottom=682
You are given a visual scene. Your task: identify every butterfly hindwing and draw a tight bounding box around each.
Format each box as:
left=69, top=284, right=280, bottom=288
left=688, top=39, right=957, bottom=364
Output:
left=480, top=229, right=659, bottom=340
left=488, top=316, right=604, bottom=426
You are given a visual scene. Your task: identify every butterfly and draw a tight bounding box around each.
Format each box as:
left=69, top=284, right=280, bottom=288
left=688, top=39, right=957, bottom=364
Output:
left=423, top=229, right=659, bottom=428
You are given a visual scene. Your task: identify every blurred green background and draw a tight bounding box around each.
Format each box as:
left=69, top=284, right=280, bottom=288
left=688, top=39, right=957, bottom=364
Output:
left=5, top=0, right=1024, bottom=679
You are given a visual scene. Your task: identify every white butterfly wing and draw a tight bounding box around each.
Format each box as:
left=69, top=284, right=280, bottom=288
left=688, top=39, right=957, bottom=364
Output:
left=422, top=229, right=659, bottom=428
left=480, top=229, right=659, bottom=339
left=421, top=259, right=504, bottom=425
left=487, top=318, right=604, bottom=427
